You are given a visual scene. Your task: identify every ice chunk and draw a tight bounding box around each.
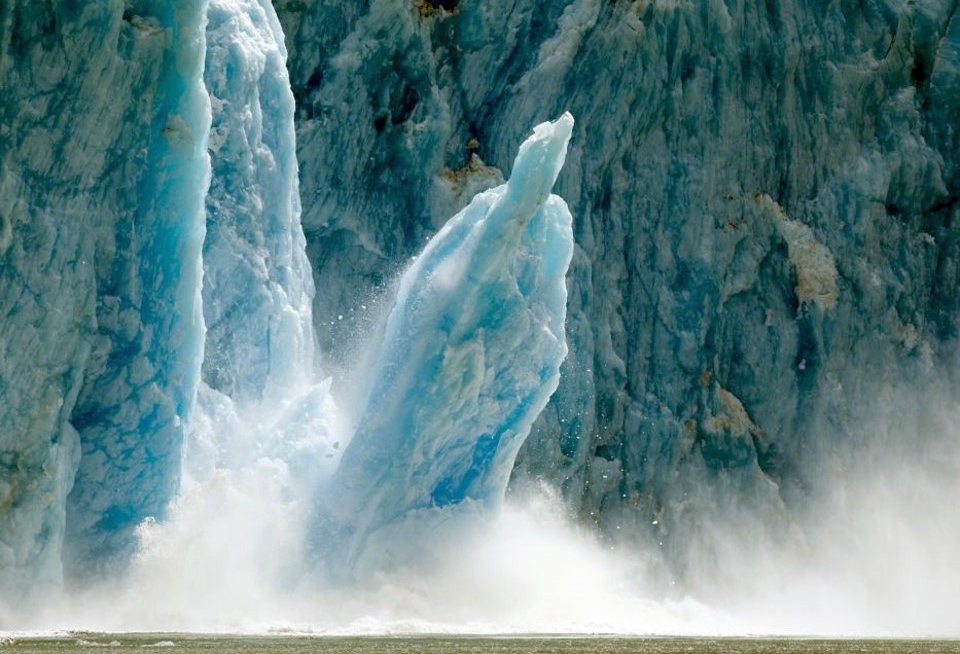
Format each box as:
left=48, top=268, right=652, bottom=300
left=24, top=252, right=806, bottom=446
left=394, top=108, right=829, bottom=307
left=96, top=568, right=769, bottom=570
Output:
left=313, top=113, right=575, bottom=576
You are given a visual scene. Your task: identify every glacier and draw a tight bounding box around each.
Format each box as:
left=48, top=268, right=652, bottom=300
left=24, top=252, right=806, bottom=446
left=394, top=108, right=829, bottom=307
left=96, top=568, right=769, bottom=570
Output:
left=277, top=0, right=960, bottom=574
left=1, top=0, right=210, bottom=594
left=1, top=0, right=960, bottom=632
left=202, top=0, right=315, bottom=403
left=0, top=0, right=576, bottom=605
left=0, top=0, right=315, bottom=599
left=63, top=1, right=211, bottom=581
left=312, top=113, right=574, bottom=576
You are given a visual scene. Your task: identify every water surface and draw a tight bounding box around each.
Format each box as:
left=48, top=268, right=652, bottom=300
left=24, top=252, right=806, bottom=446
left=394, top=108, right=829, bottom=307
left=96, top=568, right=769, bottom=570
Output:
left=3, top=635, right=960, bottom=654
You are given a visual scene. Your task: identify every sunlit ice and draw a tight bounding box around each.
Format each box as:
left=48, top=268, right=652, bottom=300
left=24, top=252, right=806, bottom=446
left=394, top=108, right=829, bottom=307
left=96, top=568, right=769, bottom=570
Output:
left=3, top=0, right=960, bottom=638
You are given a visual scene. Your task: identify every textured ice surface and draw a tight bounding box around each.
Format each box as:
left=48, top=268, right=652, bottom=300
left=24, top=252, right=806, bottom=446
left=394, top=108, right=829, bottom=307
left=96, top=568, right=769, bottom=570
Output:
left=149, top=0, right=337, bottom=605
left=2, top=0, right=959, bottom=609
left=313, top=114, right=575, bottom=576
left=277, top=0, right=960, bottom=573
left=0, top=0, right=319, bottom=602
left=203, top=0, right=315, bottom=402
left=0, top=1, right=210, bottom=594
left=61, top=1, right=211, bottom=580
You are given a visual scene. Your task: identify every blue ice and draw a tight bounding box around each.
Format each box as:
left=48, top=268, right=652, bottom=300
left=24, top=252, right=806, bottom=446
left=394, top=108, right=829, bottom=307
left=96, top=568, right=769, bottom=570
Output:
left=313, top=113, right=576, bottom=576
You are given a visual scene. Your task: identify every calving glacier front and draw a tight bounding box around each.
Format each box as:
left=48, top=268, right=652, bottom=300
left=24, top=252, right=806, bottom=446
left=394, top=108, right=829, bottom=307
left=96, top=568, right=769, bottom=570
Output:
left=0, top=0, right=310, bottom=607
left=312, top=113, right=576, bottom=577
left=0, top=0, right=210, bottom=601
left=0, top=0, right=576, bottom=607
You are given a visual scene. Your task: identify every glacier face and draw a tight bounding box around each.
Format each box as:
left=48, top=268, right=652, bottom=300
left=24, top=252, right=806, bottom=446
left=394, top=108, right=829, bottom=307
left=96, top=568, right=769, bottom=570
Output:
left=0, top=0, right=323, bottom=596
left=2, top=0, right=959, bottom=608
left=277, top=0, right=960, bottom=569
left=4, top=0, right=582, bottom=613
left=0, top=0, right=210, bottom=592
left=313, top=114, right=574, bottom=577
left=202, top=0, right=315, bottom=403
left=63, top=1, right=211, bottom=579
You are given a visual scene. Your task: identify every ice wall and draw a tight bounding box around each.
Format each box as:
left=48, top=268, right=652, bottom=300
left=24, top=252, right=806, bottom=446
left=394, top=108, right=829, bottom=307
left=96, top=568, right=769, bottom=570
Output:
left=276, top=0, right=960, bottom=572
left=313, top=114, right=574, bottom=577
left=0, top=0, right=210, bottom=594
left=2, top=0, right=957, bottom=606
left=0, top=0, right=320, bottom=602
left=203, top=0, right=315, bottom=402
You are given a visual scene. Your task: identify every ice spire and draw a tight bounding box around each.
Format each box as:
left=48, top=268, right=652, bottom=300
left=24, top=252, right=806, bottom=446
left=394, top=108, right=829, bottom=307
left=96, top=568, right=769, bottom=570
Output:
left=313, top=113, right=575, bottom=576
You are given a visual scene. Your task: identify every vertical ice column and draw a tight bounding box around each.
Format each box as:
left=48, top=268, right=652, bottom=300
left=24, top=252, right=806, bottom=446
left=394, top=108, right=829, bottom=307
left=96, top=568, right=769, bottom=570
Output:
left=202, top=0, right=315, bottom=402
left=63, top=1, right=211, bottom=578
left=314, top=114, right=575, bottom=575
left=0, top=2, right=106, bottom=599
left=0, top=1, right=210, bottom=597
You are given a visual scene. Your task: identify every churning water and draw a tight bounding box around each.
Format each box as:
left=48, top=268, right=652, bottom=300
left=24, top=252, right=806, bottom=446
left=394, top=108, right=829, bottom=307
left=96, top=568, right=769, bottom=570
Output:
left=4, top=634, right=960, bottom=654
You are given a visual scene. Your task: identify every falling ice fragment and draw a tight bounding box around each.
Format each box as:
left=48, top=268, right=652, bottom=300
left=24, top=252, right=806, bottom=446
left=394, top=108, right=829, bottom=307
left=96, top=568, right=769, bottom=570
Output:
left=312, top=113, right=576, bottom=577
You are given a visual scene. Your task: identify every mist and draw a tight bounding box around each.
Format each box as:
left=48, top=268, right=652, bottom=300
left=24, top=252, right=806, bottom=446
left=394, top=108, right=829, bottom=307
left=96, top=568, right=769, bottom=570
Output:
left=14, top=371, right=959, bottom=638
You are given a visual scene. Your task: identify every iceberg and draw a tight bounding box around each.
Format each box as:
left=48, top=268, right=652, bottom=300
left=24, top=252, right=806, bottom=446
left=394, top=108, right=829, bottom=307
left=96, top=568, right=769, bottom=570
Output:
left=312, top=113, right=576, bottom=576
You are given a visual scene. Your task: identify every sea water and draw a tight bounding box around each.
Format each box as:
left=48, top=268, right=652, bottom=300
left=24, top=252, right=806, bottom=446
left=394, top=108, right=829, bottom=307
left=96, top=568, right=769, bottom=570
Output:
left=3, top=635, right=960, bottom=654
